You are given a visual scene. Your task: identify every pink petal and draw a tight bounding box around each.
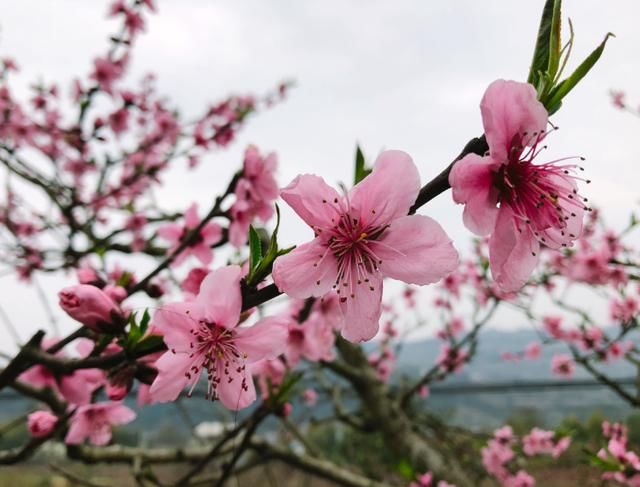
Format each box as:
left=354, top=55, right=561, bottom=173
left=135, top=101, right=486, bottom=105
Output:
left=481, top=79, right=548, bottom=163
left=280, top=174, right=342, bottom=231
left=489, top=206, right=540, bottom=292
left=105, top=404, right=136, bottom=425
left=201, top=222, right=222, bottom=245
left=156, top=223, right=182, bottom=242
left=59, top=369, right=104, bottom=405
left=153, top=301, right=202, bottom=352
left=542, top=175, right=584, bottom=249
left=233, top=316, right=289, bottom=363
left=228, top=219, right=249, bottom=247
left=272, top=238, right=338, bottom=299
left=374, top=215, right=459, bottom=284
left=149, top=352, right=193, bottom=402
left=217, top=365, right=257, bottom=410
left=191, top=243, right=213, bottom=266
left=339, top=273, right=383, bottom=342
left=449, top=153, right=500, bottom=235
left=349, top=150, right=420, bottom=227
left=90, top=424, right=112, bottom=446
left=184, top=203, right=200, bottom=228
left=197, top=265, right=242, bottom=328
left=64, top=415, right=89, bottom=444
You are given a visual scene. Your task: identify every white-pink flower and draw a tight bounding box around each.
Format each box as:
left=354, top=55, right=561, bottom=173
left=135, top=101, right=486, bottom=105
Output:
left=65, top=402, right=135, bottom=446
left=273, top=150, right=458, bottom=342
left=156, top=203, right=222, bottom=267
left=149, top=265, right=288, bottom=410
left=449, top=79, right=587, bottom=292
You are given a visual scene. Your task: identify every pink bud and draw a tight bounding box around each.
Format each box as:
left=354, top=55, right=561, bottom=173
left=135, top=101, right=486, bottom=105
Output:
left=58, top=284, right=124, bottom=332
left=303, top=388, right=317, bottom=407
left=106, top=382, right=129, bottom=401
left=27, top=411, right=58, bottom=438
left=281, top=402, right=293, bottom=417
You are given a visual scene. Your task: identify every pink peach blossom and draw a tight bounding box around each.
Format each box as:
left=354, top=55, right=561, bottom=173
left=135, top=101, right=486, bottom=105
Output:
left=149, top=265, right=288, bottom=410
left=551, top=353, right=575, bottom=378
left=524, top=342, right=541, bottom=360
left=450, top=79, right=587, bottom=292
left=303, top=388, right=318, bottom=406
left=20, top=338, right=105, bottom=405
left=274, top=150, right=458, bottom=342
left=156, top=203, right=222, bottom=267
left=285, top=313, right=335, bottom=366
left=65, top=402, right=135, bottom=446
left=251, top=358, right=287, bottom=398
left=228, top=145, right=279, bottom=247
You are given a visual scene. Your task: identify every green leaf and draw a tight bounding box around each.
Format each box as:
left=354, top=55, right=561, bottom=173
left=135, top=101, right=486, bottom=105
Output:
left=544, top=33, right=614, bottom=114
left=248, top=225, right=262, bottom=274
left=132, top=334, right=165, bottom=356
left=528, top=0, right=562, bottom=87
left=139, top=309, right=151, bottom=335
left=547, top=0, right=563, bottom=80
left=116, top=271, right=132, bottom=288
left=246, top=205, right=284, bottom=287
left=353, top=144, right=371, bottom=184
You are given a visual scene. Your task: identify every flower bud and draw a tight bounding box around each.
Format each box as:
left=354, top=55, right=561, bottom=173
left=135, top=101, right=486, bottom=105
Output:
left=27, top=410, right=58, bottom=438
left=106, top=383, right=128, bottom=401
left=58, top=284, right=125, bottom=333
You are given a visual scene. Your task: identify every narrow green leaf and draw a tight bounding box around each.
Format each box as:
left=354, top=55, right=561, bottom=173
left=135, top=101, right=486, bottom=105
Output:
left=139, top=309, right=151, bottom=335
left=132, top=334, right=165, bottom=356
left=248, top=225, right=262, bottom=273
left=268, top=204, right=282, bottom=257
left=247, top=205, right=283, bottom=286
left=544, top=33, right=614, bottom=114
left=277, top=245, right=295, bottom=257
left=547, top=0, right=563, bottom=80
left=528, top=0, right=562, bottom=86
left=353, top=144, right=371, bottom=184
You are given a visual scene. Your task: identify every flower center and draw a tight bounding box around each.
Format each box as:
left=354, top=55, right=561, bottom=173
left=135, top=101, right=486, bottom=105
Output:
left=326, top=209, right=385, bottom=302
left=493, top=130, right=591, bottom=251
left=182, top=320, right=248, bottom=401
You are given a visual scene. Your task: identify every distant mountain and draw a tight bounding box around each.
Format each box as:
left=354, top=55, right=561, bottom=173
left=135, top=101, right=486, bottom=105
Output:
left=394, top=328, right=637, bottom=428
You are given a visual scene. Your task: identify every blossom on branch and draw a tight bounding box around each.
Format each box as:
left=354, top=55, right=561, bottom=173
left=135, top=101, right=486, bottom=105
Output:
left=149, top=265, right=288, bottom=409
left=65, top=401, right=136, bottom=446
left=450, top=79, right=588, bottom=292
left=273, top=150, right=459, bottom=342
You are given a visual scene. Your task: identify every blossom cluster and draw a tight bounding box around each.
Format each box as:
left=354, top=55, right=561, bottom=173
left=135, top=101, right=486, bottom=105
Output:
left=481, top=425, right=570, bottom=486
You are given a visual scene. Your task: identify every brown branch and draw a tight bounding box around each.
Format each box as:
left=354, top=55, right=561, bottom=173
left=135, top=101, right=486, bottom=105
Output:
left=248, top=438, right=389, bottom=487
left=172, top=406, right=269, bottom=486
left=49, top=463, right=111, bottom=487
left=66, top=444, right=213, bottom=464
left=409, top=135, right=488, bottom=214
left=400, top=299, right=499, bottom=407
left=0, top=330, right=45, bottom=390
left=128, top=172, right=240, bottom=296
left=571, top=346, right=640, bottom=407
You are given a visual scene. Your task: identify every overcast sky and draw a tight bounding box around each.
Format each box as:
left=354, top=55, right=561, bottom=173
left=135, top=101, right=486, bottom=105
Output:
left=1, top=1, right=639, bottom=353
